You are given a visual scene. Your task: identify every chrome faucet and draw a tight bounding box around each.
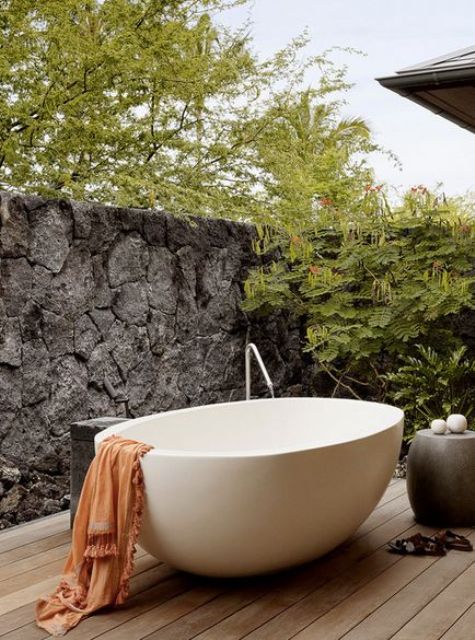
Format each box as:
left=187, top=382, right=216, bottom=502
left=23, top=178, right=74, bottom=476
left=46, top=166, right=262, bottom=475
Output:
left=245, top=343, right=275, bottom=400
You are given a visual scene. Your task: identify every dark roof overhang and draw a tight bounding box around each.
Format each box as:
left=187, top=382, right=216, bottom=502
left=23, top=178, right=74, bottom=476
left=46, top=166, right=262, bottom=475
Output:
left=377, top=46, right=475, bottom=133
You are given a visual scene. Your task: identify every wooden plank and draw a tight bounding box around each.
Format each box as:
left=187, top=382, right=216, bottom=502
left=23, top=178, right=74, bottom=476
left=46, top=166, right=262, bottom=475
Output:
left=0, top=557, right=67, bottom=598
left=0, top=481, right=415, bottom=640
left=194, top=548, right=402, bottom=640
left=0, top=551, right=158, bottom=616
left=2, top=566, right=183, bottom=640
left=352, top=493, right=410, bottom=540
left=0, top=603, right=35, bottom=638
left=0, top=512, right=68, bottom=541
left=0, top=559, right=176, bottom=639
left=235, top=523, right=424, bottom=640
left=0, top=543, right=70, bottom=582
left=439, top=602, right=475, bottom=639
left=89, top=585, right=228, bottom=640
left=193, top=507, right=417, bottom=640
left=292, top=529, right=472, bottom=639
left=389, top=560, right=475, bottom=640
left=374, top=481, right=406, bottom=508
left=339, top=530, right=475, bottom=640
left=145, top=581, right=273, bottom=640
left=0, top=531, right=71, bottom=570
left=0, top=544, right=148, bottom=598
left=0, top=540, right=149, bottom=581
left=0, top=513, right=69, bottom=554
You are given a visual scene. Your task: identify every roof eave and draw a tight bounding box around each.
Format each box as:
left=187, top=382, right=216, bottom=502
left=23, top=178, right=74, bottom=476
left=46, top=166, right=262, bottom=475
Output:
left=377, top=67, right=475, bottom=91
left=376, top=67, right=475, bottom=134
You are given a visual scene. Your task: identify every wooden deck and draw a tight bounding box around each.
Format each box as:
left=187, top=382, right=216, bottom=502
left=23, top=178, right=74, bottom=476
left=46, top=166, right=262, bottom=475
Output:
left=0, top=479, right=474, bottom=639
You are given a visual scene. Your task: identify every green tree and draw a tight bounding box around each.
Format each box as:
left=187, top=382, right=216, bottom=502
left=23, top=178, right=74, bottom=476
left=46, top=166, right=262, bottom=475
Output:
left=0, top=0, right=312, bottom=216
left=244, top=185, right=475, bottom=421
left=254, top=87, right=376, bottom=227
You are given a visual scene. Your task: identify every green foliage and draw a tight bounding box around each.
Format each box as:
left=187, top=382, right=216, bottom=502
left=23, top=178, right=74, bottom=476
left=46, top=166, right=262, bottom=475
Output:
left=244, top=185, right=475, bottom=424
left=0, top=0, right=322, bottom=216
left=385, top=345, right=475, bottom=440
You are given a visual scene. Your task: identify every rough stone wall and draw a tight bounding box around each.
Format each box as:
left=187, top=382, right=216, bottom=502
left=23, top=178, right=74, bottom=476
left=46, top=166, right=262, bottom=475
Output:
left=0, top=192, right=304, bottom=527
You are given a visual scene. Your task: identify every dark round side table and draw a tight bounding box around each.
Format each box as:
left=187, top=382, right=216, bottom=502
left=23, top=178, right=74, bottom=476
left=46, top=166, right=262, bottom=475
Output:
left=407, top=429, right=475, bottom=526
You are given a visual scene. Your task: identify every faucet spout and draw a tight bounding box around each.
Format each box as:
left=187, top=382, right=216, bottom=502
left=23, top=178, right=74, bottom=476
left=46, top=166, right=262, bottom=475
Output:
left=245, top=343, right=275, bottom=400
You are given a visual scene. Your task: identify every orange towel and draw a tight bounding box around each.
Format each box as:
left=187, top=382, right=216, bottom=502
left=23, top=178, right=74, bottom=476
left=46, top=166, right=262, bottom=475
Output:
left=36, top=435, right=153, bottom=636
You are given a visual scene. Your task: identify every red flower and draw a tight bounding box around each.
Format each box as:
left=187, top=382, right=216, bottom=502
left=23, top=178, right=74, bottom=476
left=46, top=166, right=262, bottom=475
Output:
left=308, top=265, right=321, bottom=275
left=319, top=197, right=334, bottom=207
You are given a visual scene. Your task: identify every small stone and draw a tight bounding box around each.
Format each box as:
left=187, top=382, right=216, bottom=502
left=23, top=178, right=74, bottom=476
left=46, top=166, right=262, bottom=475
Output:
left=147, top=247, right=177, bottom=314
left=22, top=339, right=50, bottom=405
left=107, top=232, right=149, bottom=287
left=47, top=355, right=88, bottom=436
left=0, top=194, right=30, bottom=257
left=0, top=485, right=27, bottom=516
left=143, top=211, right=167, bottom=245
left=28, top=203, right=71, bottom=273
left=30, top=264, right=53, bottom=309
left=71, top=200, right=93, bottom=239
left=43, top=498, right=61, bottom=515
left=0, top=257, right=33, bottom=316
left=107, top=322, right=149, bottom=377
left=112, top=282, right=149, bottom=326
left=446, top=414, right=468, bottom=433
left=87, top=205, right=120, bottom=254
left=88, top=308, right=115, bottom=338
left=60, top=494, right=71, bottom=509
left=40, top=247, right=94, bottom=318
left=148, top=310, right=175, bottom=356
left=0, top=366, right=21, bottom=412
left=0, top=464, right=21, bottom=487
left=394, top=455, right=407, bottom=479
left=74, top=315, right=101, bottom=360
left=431, top=419, right=447, bottom=435
left=0, top=317, right=22, bottom=367
left=87, top=343, right=122, bottom=391
left=0, top=411, right=16, bottom=443
left=92, top=254, right=113, bottom=308
left=42, top=310, right=73, bottom=357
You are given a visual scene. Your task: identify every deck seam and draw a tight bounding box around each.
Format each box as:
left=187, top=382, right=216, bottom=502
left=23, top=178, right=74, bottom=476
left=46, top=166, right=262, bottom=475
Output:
left=384, top=556, right=475, bottom=640
left=220, top=515, right=419, bottom=639
left=337, top=536, right=475, bottom=640
left=438, top=601, right=475, bottom=640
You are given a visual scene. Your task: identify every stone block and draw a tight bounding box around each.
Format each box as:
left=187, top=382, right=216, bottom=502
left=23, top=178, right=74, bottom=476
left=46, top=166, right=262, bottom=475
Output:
left=107, top=232, right=149, bottom=287
left=28, top=203, right=72, bottom=273
left=70, top=417, right=128, bottom=525
left=0, top=194, right=30, bottom=257
left=0, top=257, right=33, bottom=316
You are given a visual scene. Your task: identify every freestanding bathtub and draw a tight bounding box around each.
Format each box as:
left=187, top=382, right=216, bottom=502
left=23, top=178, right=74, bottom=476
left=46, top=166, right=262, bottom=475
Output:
left=95, top=398, right=403, bottom=577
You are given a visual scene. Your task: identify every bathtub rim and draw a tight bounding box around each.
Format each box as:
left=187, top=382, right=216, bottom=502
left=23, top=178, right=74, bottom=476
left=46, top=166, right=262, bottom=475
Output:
left=94, top=397, right=404, bottom=459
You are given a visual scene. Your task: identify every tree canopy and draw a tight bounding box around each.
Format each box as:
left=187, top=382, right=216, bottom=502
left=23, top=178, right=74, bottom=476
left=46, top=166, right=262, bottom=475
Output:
left=0, top=0, right=376, bottom=220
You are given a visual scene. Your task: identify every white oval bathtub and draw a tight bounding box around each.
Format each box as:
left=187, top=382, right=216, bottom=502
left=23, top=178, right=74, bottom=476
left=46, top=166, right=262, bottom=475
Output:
left=95, top=398, right=403, bottom=577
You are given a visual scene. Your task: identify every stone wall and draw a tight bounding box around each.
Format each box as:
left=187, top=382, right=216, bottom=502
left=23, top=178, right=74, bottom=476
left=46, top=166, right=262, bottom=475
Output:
left=0, top=192, right=305, bottom=528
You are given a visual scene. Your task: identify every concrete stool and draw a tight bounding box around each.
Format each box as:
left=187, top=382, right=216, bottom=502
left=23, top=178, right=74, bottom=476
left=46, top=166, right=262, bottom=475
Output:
left=70, top=417, right=128, bottom=526
left=407, top=429, right=475, bottom=526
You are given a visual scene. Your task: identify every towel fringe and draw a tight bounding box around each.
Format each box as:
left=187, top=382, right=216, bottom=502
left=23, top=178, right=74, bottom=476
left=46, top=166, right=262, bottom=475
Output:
left=84, top=531, right=118, bottom=558
left=115, top=446, right=149, bottom=604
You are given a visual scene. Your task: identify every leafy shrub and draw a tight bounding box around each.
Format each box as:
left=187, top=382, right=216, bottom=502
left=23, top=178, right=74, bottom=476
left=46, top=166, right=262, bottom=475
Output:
left=385, top=345, right=475, bottom=440
left=244, top=188, right=475, bottom=438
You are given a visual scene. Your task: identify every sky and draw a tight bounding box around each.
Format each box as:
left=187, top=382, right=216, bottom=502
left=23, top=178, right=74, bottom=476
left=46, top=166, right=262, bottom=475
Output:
left=219, top=0, right=475, bottom=197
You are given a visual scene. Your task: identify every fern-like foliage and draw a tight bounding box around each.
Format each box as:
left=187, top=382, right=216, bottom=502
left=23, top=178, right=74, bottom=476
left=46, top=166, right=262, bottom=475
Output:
left=243, top=186, right=475, bottom=438
left=385, top=345, right=475, bottom=440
